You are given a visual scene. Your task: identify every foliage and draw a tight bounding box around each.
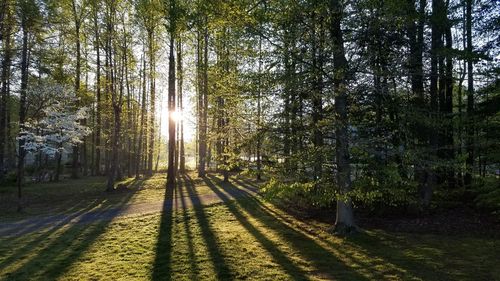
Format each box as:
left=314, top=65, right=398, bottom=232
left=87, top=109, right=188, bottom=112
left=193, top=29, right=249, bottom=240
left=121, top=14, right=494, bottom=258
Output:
left=20, top=84, right=91, bottom=158
left=472, top=176, right=500, bottom=215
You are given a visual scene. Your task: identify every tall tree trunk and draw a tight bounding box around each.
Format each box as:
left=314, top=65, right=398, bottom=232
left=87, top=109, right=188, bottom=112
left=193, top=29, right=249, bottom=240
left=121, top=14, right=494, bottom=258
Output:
left=256, top=34, right=263, bottom=181
left=444, top=16, right=455, bottom=188
left=424, top=0, right=444, bottom=206
left=167, top=0, right=177, bottom=185
left=125, top=30, right=132, bottom=178
left=464, top=0, right=474, bottom=187
left=311, top=10, right=325, bottom=181
left=71, top=2, right=82, bottom=179
left=136, top=52, right=147, bottom=179
left=17, top=18, right=29, bottom=212
left=177, top=38, right=185, bottom=173
left=330, top=0, right=356, bottom=234
left=0, top=0, right=13, bottom=181
left=147, top=30, right=155, bottom=176
left=407, top=0, right=427, bottom=198
left=198, top=21, right=208, bottom=177
left=93, top=2, right=102, bottom=176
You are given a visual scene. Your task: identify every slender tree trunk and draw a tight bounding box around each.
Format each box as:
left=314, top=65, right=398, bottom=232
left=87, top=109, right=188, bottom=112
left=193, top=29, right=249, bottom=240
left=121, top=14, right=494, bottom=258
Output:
left=177, top=38, right=185, bottom=173
left=256, top=34, right=263, bottom=181
left=444, top=17, right=454, bottom=188
left=0, top=0, right=13, bottom=181
left=147, top=31, right=155, bottom=176
left=71, top=4, right=82, bottom=179
left=167, top=0, right=177, bottom=185
left=94, top=2, right=102, bottom=176
left=330, top=0, right=356, bottom=234
left=123, top=26, right=132, bottom=178
left=198, top=21, right=208, bottom=177
left=407, top=0, right=427, bottom=196
left=55, top=150, right=62, bottom=182
left=17, top=19, right=29, bottom=212
left=464, top=0, right=474, bottom=187
left=424, top=0, right=444, bottom=206
left=136, top=52, right=147, bottom=179
left=311, top=11, right=325, bottom=181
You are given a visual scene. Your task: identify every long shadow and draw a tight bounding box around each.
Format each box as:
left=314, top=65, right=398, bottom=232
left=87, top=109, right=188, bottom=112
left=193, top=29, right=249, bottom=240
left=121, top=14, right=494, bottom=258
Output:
left=201, top=175, right=319, bottom=281
left=232, top=177, right=454, bottom=280
left=177, top=178, right=200, bottom=279
left=344, top=230, right=483, bottom=280
left=1, top=178, right=145, bottom=281
left=152, top=179, right=175, bottom=281
left=204, top=175, right=370, bottom=280
left=182, top=174, right=233, bottom=280
left=0, top=201, right=105, bottom=272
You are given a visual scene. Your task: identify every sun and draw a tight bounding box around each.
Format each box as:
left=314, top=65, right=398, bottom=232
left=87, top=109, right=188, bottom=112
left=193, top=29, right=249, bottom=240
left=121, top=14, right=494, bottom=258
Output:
left=170, top=110, right=182, bottom=122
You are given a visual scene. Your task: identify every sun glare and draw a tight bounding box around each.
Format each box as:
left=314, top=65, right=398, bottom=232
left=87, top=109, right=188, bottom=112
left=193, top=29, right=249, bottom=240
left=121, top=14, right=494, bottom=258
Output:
left=170, top=110, right=182, bottom=122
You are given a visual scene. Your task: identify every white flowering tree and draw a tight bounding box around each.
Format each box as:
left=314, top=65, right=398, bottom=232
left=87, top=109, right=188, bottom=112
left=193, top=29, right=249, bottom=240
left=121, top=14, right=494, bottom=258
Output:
left=20, top=85, right=91, bottom=181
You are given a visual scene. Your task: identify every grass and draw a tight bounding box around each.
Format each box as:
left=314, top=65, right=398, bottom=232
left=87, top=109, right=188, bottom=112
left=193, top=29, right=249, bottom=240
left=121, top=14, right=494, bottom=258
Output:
left=0, top=173, right=216, bottom=220
left=1, top=174, right=499, bottom=280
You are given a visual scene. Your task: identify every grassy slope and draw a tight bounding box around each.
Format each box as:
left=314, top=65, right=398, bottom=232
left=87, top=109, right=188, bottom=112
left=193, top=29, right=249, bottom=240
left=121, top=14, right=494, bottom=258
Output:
left=1, top=175, right=499, bottom=281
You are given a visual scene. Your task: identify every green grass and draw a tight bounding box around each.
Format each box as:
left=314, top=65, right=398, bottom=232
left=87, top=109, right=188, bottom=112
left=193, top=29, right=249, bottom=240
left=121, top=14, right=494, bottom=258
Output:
left=0, top=172, right=216, bottom=220
left=1, top=174, right=499, bottom=280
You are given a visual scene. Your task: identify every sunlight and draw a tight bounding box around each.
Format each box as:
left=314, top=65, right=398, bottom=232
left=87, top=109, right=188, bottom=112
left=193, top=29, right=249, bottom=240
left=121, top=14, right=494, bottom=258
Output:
left=170, top=110, right=182, bottom=122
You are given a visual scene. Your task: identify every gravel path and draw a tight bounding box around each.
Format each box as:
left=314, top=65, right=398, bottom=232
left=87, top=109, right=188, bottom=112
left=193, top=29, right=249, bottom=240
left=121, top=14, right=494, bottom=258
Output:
left=0, top=182, right=258, bottom=237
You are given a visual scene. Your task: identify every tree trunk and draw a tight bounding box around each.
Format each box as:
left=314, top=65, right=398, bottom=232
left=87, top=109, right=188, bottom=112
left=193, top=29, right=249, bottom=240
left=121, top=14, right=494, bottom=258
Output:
left=93, top=2, right=102, bottom=176
left=177, top=38, right=185, bottom=173
left=136, top=52, right=147, bottom=179
left=256, top=34, right=263, bottom=181
left=198, top=21, right=208, bottom=178
left=167, top=4, right=176, bottom=185
left=17, top=18, right=30, bottom=212
left=147, top=30, right=155, bottom=176
left=464, top=0, right=474, bottom=187
left=330, top=0, right=356, bottom=234
left=71, top=2, right=81, bottom=179
left=0, top=0, right=13, bottom=181
left=55, top=150, right=62, bottom=182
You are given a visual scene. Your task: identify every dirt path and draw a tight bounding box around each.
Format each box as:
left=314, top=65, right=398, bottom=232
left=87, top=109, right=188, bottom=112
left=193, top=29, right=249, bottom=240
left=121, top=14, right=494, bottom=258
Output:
left=0, top=183, right=258, bottom=237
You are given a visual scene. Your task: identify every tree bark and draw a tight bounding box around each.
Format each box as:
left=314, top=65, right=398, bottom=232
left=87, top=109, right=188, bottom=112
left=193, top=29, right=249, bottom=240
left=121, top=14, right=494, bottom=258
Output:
left=17, top=16, right=30, bottom=212
left=136, top=51, right=147, bottom=179
left=464, top=0, right=474, bottom=187
left=71, top=0, right=82, bottom=179
left=330, top=0, right=356, bottom=234
left=0, top=0, right=13, bottom=181
left=167, top=0, right=177, bottom=185
left=93, top=1, right=102, bottom=176
left=198, top=19, right=208, bottom=178
left=147, top=30, right=155, bottom=176
left=177, top=38, right=185, bottom=173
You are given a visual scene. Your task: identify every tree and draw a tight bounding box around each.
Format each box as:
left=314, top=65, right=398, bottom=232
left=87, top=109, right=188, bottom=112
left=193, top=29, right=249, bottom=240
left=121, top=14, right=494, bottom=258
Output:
left=329, top=0, right=356, bottom=234
left=21, top=84, right=90, bottom=181
left=0, top=0, right=14, bottom=181
left=166, top=0, right=177, bottom=185
left=17, top=0, right=42, bottom=211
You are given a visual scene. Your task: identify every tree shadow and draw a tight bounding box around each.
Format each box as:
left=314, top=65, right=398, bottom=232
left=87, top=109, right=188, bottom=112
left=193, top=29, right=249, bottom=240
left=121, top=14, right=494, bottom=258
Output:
left=232, top=177, right=495, bottom=280
left=202, top=174, right=370, bottom=281
left=344, top=230, right=498, bottom=280
left=177, top=177, right=200, bottom=280
left=182, top=174, right=233, bottom=280
left=151, top=180, right=175, bottom=280
left=0, top=178, right=145, bottom=280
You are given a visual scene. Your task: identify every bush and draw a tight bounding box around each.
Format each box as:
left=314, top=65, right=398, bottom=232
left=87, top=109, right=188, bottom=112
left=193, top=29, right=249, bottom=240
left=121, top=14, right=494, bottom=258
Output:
left=472, top=176, right=500, bottom=215
left=262, top=178, right=336, bottom=209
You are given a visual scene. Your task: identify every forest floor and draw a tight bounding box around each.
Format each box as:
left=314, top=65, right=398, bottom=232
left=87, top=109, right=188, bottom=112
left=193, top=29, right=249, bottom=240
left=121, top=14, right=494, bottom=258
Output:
left=1, top=173, right=499, bottom=280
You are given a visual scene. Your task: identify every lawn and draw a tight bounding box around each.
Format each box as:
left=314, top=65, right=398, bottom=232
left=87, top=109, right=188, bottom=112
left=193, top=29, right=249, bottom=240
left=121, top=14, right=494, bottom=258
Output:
left=0, top=174, right=499, bottom=280
left=0, top=173, right=217, bottom=220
